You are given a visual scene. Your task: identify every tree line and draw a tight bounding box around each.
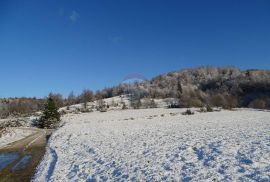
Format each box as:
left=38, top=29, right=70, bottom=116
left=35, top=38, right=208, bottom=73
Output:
left=1, top=66, right=270, bottom=119
left=95, top=67, right=270, bottom=110
left=0, top=90, right=95, bottom=119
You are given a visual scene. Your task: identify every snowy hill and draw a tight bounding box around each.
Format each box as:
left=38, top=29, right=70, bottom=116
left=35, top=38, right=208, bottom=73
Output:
left=59, top=95, right=177, bottom=114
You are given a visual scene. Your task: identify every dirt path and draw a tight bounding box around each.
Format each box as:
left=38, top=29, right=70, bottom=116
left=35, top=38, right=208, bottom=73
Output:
left=0, top=128, right=53, bottom=182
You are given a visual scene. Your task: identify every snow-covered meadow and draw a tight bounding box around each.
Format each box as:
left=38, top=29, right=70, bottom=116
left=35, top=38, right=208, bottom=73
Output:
left=34, top=108, right=270, bottom=181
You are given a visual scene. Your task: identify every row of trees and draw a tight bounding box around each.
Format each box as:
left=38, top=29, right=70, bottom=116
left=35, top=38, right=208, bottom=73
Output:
left=0, top=98, right=45, bottom=118
left=49, top=90, right=94, bottom=108
left=1, top=67, right=270, bottom=119
left=0, top=89, right=95, bottom=119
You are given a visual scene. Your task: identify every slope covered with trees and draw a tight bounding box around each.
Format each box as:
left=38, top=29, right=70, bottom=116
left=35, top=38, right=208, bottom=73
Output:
left=97, top=67, right=270, bottom=109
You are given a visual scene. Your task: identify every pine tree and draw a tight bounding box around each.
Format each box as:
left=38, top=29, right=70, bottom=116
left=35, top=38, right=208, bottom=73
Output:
left=39, top=97, right=60, bottom=129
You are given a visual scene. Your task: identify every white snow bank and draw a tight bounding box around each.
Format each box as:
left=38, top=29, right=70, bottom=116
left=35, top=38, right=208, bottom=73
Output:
left=34, top=109, right=270, bottom=181
left=0, top=128, right=35, bottom=148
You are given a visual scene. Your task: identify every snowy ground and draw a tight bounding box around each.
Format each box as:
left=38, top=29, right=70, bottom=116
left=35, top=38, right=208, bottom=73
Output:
left=34, top=108, right=270, bottom=181
left=0, top=128, right=35, bottom=148
left=59, top=95, right=176, bottom=114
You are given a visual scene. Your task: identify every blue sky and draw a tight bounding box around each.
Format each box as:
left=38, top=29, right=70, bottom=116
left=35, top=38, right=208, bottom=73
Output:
left=1, top=0, right=270, bottom=98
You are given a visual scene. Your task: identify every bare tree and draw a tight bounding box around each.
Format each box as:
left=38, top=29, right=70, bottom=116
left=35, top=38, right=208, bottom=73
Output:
left=96, top=99, right=107, bottom=112
left=80, top=89, right=94, bottom=109
left=67, top=91, right=77, bottom=106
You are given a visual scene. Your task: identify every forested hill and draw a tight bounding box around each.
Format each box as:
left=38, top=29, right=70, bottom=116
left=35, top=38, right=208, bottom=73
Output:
left=97, top=67, right=270, bottom=109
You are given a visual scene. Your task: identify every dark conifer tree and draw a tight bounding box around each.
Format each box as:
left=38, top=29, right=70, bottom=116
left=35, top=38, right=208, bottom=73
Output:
left=39, top=97, right=60, bottom=128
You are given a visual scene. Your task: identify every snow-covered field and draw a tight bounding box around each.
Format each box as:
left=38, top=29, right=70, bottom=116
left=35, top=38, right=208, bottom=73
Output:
left=0, top=128, right=35, bottom=148
left=34, top=109, right=270, bottom=181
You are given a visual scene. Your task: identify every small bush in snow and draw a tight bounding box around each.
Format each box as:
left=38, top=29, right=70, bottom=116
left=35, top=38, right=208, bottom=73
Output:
left=199, top=105, right=213, bottom=112
left=97, top=99, right=107, bottom=112
left=131, top=98, right=142, bottom=109
left=182, top=109, right=194, bottom=115
left=206, top=105, right=213, bottom=112
left=81, top=108, right=92, bottom=113
left=142, top=98, right=157, bottom=108
left=59, top=110, right=67, bottom=115
left=122, top=102, right=128, bottom=110
left=167, top=102, right=180, bottom=108
left=248, top=98, right=267, bottom=109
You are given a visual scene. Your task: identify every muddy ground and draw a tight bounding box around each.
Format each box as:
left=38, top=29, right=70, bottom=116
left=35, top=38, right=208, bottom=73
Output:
left=0, top=128, right=52, bottom=182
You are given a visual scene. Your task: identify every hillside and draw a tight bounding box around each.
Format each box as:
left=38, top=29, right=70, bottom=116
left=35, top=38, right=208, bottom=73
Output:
left=97, top=67, right=270, bottom=109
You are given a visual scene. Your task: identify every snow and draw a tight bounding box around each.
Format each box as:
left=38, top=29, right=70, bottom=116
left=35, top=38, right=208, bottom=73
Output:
left=59, top=96, right=131, bottom=113
left=34, top=109, right=270, bottom=181
left=59, top=95, right=177, bottom=114
left=0, top=128, right=35, bottom=148
left=0, top=116, right=38, bottom=127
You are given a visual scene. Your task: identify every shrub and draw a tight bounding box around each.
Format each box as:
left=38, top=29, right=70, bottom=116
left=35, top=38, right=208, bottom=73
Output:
left=110, top=99, right=118, bottom=107
left=248, top=99, right=266, bottom=109
left=182, top=109, right=194, bottom=115
left=99, top=108, right=107, bottom=112
left=190, top=98, right=203, bottom=108
left=81, top=108, right=92, bottom=113
left=223, top=95, right=238, bottom=110
left=59, top=110, right=67, bottom=115
left=131, top=98, right=142, bottom=109
left=96, top=99, right=107, bottom=112
left=150, top=99, right=157, bottom=108
left=142, top=98, right=157, bottom=108
left=167, top=99, right=180, bottom=108
left=210, top=94, right=226, bottom=107
left=122, top=102, right=128, bottom=110
left=168, top=103, right=180, bottom=108
left=206, top=104, right=213, bottom=112
left=199, top=107, right=206, bottom=112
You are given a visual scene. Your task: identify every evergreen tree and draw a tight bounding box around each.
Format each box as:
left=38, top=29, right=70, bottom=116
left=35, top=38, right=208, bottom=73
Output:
left=39, top=97, right=60, bottom=128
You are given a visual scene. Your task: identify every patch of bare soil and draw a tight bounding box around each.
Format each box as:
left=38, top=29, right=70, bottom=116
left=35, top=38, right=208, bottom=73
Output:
left=0, top=128, right=53, bottom=182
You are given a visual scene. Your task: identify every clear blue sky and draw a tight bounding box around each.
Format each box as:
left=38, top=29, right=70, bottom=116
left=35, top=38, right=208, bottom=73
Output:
left=1, top=0, right=270, bottom=98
